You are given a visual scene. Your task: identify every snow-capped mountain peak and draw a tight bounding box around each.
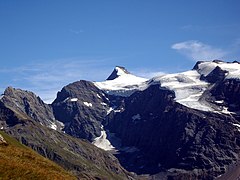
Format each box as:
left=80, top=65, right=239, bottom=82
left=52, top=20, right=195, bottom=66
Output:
left=147, top=60, right=240, bottom=113
left=106, top=66, right=130, bottom=80
left=94, top=66, right=148, bottom=96
left=193, top=60, right=240, bottom=79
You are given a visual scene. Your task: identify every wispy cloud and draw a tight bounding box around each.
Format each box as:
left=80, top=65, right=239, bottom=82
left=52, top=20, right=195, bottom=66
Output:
left=171, top=40, right=227, bottom=61
left=69, top=29, right=84, bottom=35
left=132, top=69, right=165, bottom=79
left=0, top=57, right=115, bottom=103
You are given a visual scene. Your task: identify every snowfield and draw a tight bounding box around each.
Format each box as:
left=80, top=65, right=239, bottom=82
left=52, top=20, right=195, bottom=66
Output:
left=150, top=70, right=213, bottom=111
left=94, top=67, right=147, bottom=96
left=197, top=61, right=240, bottom=79
left=92, top=61, right=240, bottom=151
left=92, top=125, right=140, bottom=153
left=95, top=62, right=239, bottom=113
left=92, top=126, right=116, bottom=151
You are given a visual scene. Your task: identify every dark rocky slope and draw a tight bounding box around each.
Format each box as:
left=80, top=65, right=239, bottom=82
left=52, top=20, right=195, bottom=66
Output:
left=52, top=80, right=111, bottom=141
left=210, top=78, right=240, bottom=114
left=106, top=84, right=240, bottom=179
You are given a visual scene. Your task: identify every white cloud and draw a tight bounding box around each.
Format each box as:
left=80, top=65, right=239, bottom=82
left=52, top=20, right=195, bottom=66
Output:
left=171, top=40, right=227, bottom=61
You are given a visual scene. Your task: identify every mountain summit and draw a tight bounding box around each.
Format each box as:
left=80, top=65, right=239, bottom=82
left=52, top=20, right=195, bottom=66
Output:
left=94, top=66, right=147, bottom=96
left=106, top=66, right=130, bottom=80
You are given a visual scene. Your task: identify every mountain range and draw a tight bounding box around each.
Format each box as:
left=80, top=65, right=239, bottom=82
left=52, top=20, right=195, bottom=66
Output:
left=1, top=60, right=240, bottom=180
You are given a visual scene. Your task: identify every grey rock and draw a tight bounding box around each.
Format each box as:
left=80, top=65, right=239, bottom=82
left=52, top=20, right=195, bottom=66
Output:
left=52, top=80, right=110, bottom=141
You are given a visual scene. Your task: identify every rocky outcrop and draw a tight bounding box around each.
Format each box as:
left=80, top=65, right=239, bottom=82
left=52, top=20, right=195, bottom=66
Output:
left=106, top=84, right=240, bottom=179
left=210, top=78, right=240, bottom=113
left=200, top=66, right=228, bottom=83
left=52, top=80, right=111, bottom=141
left=0, top=87, right=61, bottom=129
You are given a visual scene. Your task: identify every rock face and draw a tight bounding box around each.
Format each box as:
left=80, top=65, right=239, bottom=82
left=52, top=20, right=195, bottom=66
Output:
left=201, top=66, right=228, bottom=83
left=1, top=87, right=61, bottom=129
left=52, top=80, right=111, bottom=141
left=210, top=78, right=240, bottom=113
left=106, top=84, right=240, bottom=179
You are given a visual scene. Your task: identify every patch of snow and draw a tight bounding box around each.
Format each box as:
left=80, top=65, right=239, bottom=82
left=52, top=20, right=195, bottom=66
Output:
left=49, top=122, right=57, bottom=130
left=48, top=119, right=64, bottom=131
left=221, top=107, right=234, bottom=115
left=96, top=94, right=101, bottom=99
left=151, top=70, right=213, bottom=111
left=0, top=126, right=3, bottom=130
left=114, top=109, right=121, bottom=113
left=70, top=98, right=78, bottom=102
left=101, top=102, right=107, bottom=106
left=0, top=95, right=4, bottom=100
left=107, top=107, right=113, bottom=115
left=56, top=120, right=65, bottom=130
left=233, top=123, right=240, bottom=128
left=83, top=101, right=93, bottom=107
left=63, top=97, right=70, bottom=102
left=92, top=125, right=141, bottom=154
left=132, top=114, right=141, bottom=120
left=0, top=134, right=7, bottom=144
left=232, top=123, right=240, bottom=132
left=92, top=126, right=116, bottom=151
left=215, top=100, right=224, bottom=104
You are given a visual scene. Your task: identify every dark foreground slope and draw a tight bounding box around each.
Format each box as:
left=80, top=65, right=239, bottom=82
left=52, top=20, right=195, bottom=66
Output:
left=0, top=131, right=76, bottom=180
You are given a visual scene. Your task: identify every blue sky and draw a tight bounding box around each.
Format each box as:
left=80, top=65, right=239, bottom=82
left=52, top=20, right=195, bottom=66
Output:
left=0, top=0, right=239, bottom=102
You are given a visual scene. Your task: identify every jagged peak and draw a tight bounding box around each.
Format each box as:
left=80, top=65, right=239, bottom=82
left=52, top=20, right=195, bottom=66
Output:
left=193, top=60, right=239, bottom=71
left=106, top=66, right=130, bottom=80
left=192, top=60, right=240, bottom=80
left=4, top=86, right=33, bottom=96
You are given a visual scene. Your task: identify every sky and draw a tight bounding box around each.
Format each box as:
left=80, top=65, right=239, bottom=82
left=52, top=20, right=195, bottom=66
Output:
left=0, top=0, right=240, bottom=103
